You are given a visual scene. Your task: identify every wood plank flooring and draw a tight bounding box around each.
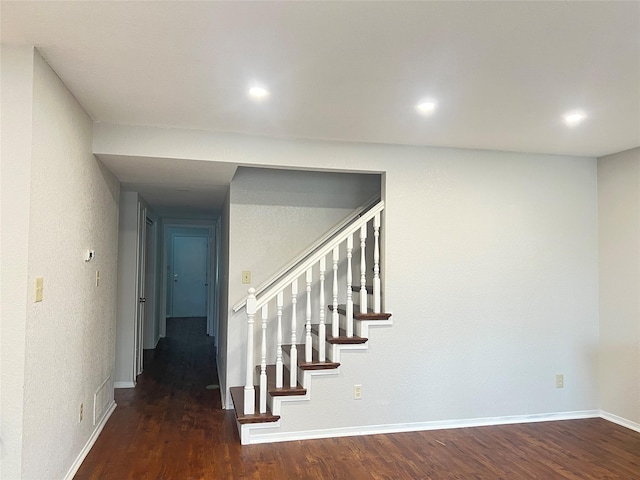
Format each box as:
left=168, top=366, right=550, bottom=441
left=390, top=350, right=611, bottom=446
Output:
left=75, top=317, right=640, bottom=479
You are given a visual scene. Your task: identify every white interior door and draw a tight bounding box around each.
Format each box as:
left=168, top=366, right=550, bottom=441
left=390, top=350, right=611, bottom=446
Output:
left=135, top=206, right=147, bottom=376
left=143, top=219, right=156, bottom=348
left=171, top=235, right=208, bottom=317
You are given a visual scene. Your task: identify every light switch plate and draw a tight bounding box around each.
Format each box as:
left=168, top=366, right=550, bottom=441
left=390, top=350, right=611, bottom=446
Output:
left=35, top=277, right=43, bottom=302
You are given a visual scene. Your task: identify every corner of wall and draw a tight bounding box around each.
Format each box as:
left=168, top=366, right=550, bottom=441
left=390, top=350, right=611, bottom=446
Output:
left=0, top=43, right=36, bottom=480
left=218, top=189, right=231, bottom=406
left=597, top=147, right=640, bottom=426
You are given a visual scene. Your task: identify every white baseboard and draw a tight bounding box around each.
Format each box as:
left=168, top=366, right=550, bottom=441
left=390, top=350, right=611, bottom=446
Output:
left=246, top=409, right=600, bottom=444
left=215, top=358, right=229, bottom=410
left=114, top=381, right=135, bottom=389
left=63, top=400, right=117, bottom=480
left=600, top=410, right=640, bottom=433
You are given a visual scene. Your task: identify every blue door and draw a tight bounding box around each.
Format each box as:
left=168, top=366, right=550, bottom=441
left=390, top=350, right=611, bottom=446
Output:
left=171, top=235, right=208, bottom=317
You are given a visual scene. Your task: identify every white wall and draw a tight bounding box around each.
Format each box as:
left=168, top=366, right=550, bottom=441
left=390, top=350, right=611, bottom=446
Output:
left=1, top=48, right=120, bottom=479
left=598, top=147, right=640, bottom=427
left=229, top=167, right=380, bottom=298
left=1, top=44, right=35, bottom=480
left=217, top=190, right=231, bottom=406
left=115, top=191, right=140, bottom=386
left=95, top=124, right=600, bottom=431
left=271, top=150, right=600, bottom=437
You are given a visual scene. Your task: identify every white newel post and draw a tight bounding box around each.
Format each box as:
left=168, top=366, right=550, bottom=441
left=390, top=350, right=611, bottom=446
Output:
left=290, top=279, right=298, bottom=387
left=332, top=246, right=339, bottom=338
left=373, top=212, right=381, bottom=313
left=305, top=269, right=313, bottom=362
left=318, top=257, right=326, bottom=361
left=360, top=224, right=368, bottom=314
left=244, top=288, right=256, bottom=415
left=346, top=234, right=354, bottom=337
left=276, top=291, right=284, bottom=388
left=259, top=305, right=268, bottom=413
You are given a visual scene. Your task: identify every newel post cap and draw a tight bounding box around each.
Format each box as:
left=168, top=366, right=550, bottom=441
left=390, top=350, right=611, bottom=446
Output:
left=246, top=287, right=257, bottom=315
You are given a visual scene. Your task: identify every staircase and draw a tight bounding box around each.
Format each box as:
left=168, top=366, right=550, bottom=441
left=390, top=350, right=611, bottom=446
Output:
left=230, top=199, right=392, bottom=445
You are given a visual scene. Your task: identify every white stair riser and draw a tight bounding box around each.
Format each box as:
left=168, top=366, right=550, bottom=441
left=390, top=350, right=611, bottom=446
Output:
left=281, top=351, right=308, bottom=388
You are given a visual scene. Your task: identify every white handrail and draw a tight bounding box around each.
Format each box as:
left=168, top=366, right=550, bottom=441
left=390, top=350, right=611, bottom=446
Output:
left=251, top=201, right=383, bottom=312
left=232, top=194, right=381, bottom=312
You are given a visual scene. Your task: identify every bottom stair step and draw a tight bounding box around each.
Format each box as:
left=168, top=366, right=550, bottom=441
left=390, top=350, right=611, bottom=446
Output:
left=230, top=386, right=280, bottom=424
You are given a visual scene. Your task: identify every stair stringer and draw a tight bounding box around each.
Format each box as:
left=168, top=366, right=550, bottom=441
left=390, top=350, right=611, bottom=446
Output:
left=267, top=367, right=340, bottom=416
left=238, top=419, right=281, bottom=446
left=320, top=317, right=393, bottom=363
left=355, top=317, right=393, bottom=338
left=239, top=318, right=393, bottom=445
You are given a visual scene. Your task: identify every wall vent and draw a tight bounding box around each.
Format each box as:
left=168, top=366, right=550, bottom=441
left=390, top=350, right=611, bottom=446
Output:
left=93, top=376, right=111, bottom=426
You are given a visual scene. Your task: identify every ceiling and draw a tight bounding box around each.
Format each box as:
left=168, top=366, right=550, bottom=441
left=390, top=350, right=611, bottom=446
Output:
left=2, top=1, right=639, bottom=212
left=98, top=154, right=237, bottom=216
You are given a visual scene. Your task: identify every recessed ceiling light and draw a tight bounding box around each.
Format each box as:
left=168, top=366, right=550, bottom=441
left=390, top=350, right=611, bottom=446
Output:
left=248, top=86, right=269, bottom=100
left=563, top=111, right=587, bottom=126
left=416, top=100, right=437, bottom=115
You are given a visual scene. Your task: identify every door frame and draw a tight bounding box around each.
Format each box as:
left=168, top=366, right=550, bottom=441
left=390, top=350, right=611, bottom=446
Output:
left=143, top=217, right=158, bottom=349
left=169, top=233, right=209, bottom=318
left=134, top=203, right=148, bottom=379
left=159, top=219, right=218, bottom=338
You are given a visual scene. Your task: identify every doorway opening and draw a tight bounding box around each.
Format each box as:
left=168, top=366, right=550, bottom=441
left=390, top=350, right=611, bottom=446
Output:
left=160, top=222, right=218, bottom=342
left=168, top=231, right=209, bottom=318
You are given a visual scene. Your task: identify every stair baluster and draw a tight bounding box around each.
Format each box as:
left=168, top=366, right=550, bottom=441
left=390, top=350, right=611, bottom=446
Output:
left=276, top=292, right=284, bottom=388
left=332, top=246, right=339, bottom=338
left=259, top=305, right=268, bottom=413
left=373, top=212, right=381, bottom=313
left=318, top=257, right=326, bottom=362
left=244, top=288, right=256, bottom=415
left=305, top=269, right=313, bottom=362
left=346, top=234, right=354, bottom=337
left=360, top=224, right=368, bottom=313
left=290, top=279, right=298, bottom=388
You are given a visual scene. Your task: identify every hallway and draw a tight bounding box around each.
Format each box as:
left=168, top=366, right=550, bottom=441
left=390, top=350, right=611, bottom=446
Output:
left=75, top=317, right=238, bottom=479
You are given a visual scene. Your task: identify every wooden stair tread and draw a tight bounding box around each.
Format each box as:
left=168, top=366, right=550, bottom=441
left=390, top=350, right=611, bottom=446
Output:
left=329, top=304, right=392, bottom=321
left=311, top=324, right=368, bottom=344
left=255, top=365, right=307, bottom=396
left=351, top=285, right=374, bottom=292
left=282, top=344, right=340, bottom=370
left=230, top=386, right=280, bottom=424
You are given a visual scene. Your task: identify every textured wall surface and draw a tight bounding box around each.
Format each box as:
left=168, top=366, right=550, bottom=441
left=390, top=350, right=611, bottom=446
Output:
left=217, top=190, right=231, bottom=406
left=19, top=50, right=120, bottom=479
left=1, top=44, right=35, bottom=480
left=115, top=191, right=140, bottom=386
left=229, top=167, right=380, bottom=303
left=96, top=125, right=600, bottom=427
left=598, top=147, right=640, bottom=424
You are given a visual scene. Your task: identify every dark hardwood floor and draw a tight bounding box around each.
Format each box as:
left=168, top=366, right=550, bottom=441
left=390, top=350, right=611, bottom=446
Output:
left=75, top=318, right=640, bottom=479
